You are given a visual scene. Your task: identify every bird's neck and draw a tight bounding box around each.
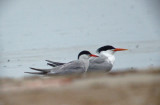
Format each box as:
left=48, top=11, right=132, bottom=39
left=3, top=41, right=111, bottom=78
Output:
left=79, top=58, right=89, bottom=72
left=100, top=51, right=115, bottom=64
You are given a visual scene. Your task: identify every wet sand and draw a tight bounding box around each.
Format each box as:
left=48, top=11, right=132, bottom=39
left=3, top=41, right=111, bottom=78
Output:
left=0, top=68, right=160, bottom=105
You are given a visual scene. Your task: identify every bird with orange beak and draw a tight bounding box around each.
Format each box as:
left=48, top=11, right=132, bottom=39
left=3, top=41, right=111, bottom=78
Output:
left=88, top=45, right=128, bottom=72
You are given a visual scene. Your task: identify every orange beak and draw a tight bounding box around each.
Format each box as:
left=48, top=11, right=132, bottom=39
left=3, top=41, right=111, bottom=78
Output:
left=113, top=48, right=128, bottom=51
left=90, top=54, right=99, bottom=57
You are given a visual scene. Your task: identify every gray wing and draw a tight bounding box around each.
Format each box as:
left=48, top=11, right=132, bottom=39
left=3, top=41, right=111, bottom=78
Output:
left=88, top=56, right=113, bottom=72
left=48, top=60, right=85, bottom=75
left=89, top=56, right=106, bottom=64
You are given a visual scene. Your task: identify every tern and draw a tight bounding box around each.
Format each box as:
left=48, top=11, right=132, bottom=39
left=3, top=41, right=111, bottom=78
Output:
left=25, top=50, right=98, bottom=75
left=46, top=45, right=128, bottom=72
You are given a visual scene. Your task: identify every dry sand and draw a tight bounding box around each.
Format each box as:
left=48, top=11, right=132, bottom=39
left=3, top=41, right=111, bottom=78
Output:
left=0, top=68, right=160, bottom=105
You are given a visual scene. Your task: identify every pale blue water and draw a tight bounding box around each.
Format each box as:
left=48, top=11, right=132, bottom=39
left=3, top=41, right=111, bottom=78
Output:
left=0, top=0, right=160, bottom=78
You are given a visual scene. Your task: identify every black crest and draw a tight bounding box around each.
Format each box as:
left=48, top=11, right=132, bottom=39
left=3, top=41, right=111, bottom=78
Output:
left=96, top=45, right=115, bottom=53
left=78, top=50, right=91, bottom=59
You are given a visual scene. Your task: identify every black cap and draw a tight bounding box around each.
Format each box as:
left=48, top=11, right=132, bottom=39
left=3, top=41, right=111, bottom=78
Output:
left=96, top=45, right=115, bottom=53
left=78, top=50, right=91, bottom=59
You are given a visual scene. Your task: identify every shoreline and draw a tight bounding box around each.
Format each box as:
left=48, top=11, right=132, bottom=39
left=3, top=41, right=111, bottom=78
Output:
left=0, top=68, right=160, bottom=105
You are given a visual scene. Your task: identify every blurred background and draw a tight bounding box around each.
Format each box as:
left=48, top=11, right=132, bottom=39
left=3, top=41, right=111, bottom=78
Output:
left=0, top=0, right=160, bottom=78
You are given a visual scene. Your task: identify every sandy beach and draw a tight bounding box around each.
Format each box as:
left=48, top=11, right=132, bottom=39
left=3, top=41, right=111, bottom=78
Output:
left=0, top=68, right=160, bottom=105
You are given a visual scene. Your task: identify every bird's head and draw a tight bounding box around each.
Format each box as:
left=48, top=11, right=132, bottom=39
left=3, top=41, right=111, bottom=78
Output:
left=78, top=50, right=98, bottom=60
left=96, top=45, right=128, bottom=56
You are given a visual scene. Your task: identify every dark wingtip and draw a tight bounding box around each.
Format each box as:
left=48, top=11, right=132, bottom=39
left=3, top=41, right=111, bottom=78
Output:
left=29, top=67, right=51, bottom=72
left=45, top=60, right=54, bottom=63
left=30, top=67, right=38, bottom=70
left=24, top=72, right=44, bottom=74
left=24, top=72, right=32, bottom=74
left=45, top=60, right=49, bottom=62
left=47, top=63, right=56, bottom=67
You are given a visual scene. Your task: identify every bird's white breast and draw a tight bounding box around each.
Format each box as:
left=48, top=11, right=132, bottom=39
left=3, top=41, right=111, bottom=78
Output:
left=101, top=51, right=115, bottom=65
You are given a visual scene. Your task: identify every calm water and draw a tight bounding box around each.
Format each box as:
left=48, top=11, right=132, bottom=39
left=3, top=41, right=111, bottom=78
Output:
left=0, top=0, right=160, bottom=78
